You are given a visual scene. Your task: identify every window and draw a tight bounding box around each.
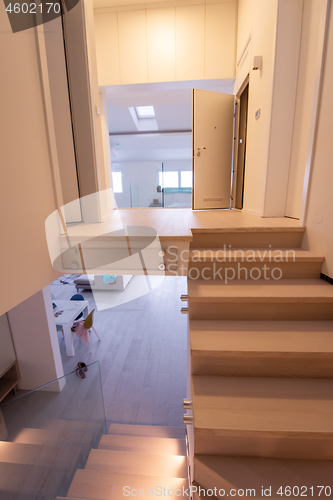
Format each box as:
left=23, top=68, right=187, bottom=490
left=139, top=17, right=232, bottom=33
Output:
left=112, top=172, right=123, bottom=193
left=159, top=171, right=178, bottom=188
left=135, top=106, right=155, bottom=119
left=181, top=171, right=192, bottom=188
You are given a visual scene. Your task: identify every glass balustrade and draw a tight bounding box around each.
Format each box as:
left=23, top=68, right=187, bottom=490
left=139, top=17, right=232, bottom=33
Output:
left=0, top=361, right=106, bottom=500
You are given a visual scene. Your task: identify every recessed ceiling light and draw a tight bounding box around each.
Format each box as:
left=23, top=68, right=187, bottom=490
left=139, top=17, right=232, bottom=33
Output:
left=135, top=106, right=155, bottom=119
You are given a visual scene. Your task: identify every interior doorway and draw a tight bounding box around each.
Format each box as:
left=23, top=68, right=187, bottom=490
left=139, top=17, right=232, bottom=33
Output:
left=103, top=79, right=235, bottom=210
left=234, top=79, right=249, bottom=210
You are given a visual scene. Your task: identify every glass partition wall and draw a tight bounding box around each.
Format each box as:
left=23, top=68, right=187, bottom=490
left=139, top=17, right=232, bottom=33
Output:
left=112, top=161, right=192, bottom=208
left=0, top=361, right=106, bottom=500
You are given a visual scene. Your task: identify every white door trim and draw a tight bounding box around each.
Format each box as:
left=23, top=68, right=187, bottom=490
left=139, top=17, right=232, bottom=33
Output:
left=299, top=0, right=331, bottom=226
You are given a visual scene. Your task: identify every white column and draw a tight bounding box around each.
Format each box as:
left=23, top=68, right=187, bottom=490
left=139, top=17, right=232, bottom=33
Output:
left=7, top=286, right=65, bottom=391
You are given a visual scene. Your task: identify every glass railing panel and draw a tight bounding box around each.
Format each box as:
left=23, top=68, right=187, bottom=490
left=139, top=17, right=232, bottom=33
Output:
left=112, top=162, right=193, bottom=208
left=0, top=361, right=106, bottom=500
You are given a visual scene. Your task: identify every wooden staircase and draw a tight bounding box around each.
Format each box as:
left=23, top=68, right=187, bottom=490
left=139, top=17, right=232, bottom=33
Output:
left=4, top=225, right=333, bottom=500
left=187, top=227, right=333, bottom=498
left=56, top=424, right=188, bottom=500
left=0, top=418, right=103, bottom=498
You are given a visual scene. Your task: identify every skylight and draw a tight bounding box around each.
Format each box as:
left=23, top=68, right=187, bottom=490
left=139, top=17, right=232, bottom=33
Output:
left=135, top=106, right=155, bottom=119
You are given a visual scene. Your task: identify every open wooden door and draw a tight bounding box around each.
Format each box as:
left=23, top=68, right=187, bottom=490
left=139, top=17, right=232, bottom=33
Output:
left=192, top=89, right=234, bottom=210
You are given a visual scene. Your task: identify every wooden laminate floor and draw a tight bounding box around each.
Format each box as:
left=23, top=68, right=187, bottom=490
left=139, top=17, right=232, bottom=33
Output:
left=66, top=208, right=301, bottom=240
left=50, top=276, right=188, bottom=428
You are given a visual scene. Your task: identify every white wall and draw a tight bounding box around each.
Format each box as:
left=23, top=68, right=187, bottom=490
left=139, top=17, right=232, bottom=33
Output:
left=237, top=0, right=311, bottom=218
left=285, top=0, right=327, bottom=218
left=7, top=287, right=64, bottom=390
left=302, top=3, right=333, bottom=278
left=236, top=0, right=278, bottom=216
left=263, top=0, right=303, bottom=217
left=93, top=1, right=237, bottom=86
left=0, top=7, right=62, bottom=316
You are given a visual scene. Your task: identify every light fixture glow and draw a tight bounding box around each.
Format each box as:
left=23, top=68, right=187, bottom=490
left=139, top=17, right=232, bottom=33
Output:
left=135, top=106, right=155, bottom=119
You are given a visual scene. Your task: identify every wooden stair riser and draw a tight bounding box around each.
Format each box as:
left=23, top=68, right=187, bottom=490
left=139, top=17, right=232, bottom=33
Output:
left=85, top=449, right=188, bottom=478
left=0, top=440, right=86, bottom=468
left=189, top=301, right=333, bottom=321
left=192, top=375, right=333, bottom=460
left=194, top=433, right=333, bottom=459
left=192, top=481, right=218, bottom=500
left=190, top=230, right=305, bottom=250
left=190, top=320, right=333, bottom=377
left=194, top=462, right=241, bottom=500
left=107, top=424, right=185, bottom=440
left=191, top=353, right=333, bottom=378
left=187, top=261, right=322, bottom=280
left=194, top=456, right=333, bottom=500
left=68, top=470, right=189, bottom=500
left=99, top=434, right=186, bottom=456
left=12, top=427, right=96, bottom=446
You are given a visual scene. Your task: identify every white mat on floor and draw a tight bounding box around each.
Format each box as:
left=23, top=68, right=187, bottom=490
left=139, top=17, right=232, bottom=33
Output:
left=92, top=275, right=165, bottom=311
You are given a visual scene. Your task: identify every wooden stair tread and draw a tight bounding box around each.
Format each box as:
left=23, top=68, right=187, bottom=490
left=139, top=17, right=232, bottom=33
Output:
left=190, top=320, right=333, bottom=354
left=188, top=279, right=333, bottom=301
left=107, top=424, right=185, bottom=439
left=68, top=469, right=189, bottom=500
left=192, top=375, right=333, bottom=435
left=194, top=455, right=333, bottom=498
left=189, top=249, right=324, bottom=262
left=85, top=449, right=187, bottom=477
left=99, top=434, right=186, bottom=455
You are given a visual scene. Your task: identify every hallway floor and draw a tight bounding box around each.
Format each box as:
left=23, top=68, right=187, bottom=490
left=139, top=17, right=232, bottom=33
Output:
left=50, top=276, right=188, bottom=428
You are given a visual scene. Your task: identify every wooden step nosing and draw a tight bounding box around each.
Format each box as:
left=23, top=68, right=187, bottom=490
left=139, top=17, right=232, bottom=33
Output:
left=189, top=319, right=333, bottom=329
left=107, top=424, right=185, bottom=438
left=88, top=448, right=187, bottom=460
left=190, top=227, right=306, bottom=234
left=191, top=349, right=333, bottom=357
left=189, top=252, right=324, bottom=263
left=189, top=296, right=333, bottom=303
left=194, top=428, right=333, bottom=439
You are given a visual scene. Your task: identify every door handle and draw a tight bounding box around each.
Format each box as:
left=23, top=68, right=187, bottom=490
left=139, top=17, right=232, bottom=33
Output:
left=196, top=147, right=206, bottom=157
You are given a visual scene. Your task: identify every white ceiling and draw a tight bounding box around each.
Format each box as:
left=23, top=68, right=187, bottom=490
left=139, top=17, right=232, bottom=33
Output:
left=105, top=79, right=235, bottom=162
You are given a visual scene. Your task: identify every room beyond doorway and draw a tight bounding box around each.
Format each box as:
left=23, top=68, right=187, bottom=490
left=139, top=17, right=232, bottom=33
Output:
left=102, top=79, right=235, bottom=210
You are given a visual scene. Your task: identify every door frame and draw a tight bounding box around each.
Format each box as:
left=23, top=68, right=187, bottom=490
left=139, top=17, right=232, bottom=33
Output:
left=231, top=74, right=249, bottom=209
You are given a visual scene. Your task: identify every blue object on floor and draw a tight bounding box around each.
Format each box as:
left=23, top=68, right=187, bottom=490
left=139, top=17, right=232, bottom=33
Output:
left=70, top=293, right=85, bottom=321
left=102, top=275, right=117, bottom=284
